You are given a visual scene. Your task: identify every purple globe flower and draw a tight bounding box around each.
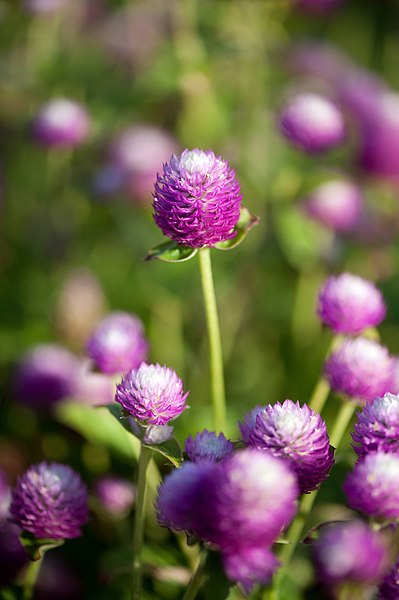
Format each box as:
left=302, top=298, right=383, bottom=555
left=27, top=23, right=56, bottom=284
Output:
left=301, top=180, right=363, bottom=233
left=115, top=363, right=188, bottom=425
left=0, top=520, right=28, bottom=587
left=324, top=338, right=396, bottom=403
left=95, top=476, right=135, bottom=517
left=317, top=273, right=386, bottom=335
left=378, top=557, right=399, bottom=599
left=153, top=148, right=242, bottom=248
left=14, top=344, right=78, bottom=409
left=32, top=99, right=90, bottom=149
left=249, top=400, right=334, bottom=494
left=23, top=0, right=66, bottom=14
left=87, top=311, right=148, bottom=375
left=184, top=430, right=234, bottom=463
left=343, top=452, right=399, bottom=521
left=312, top=520, right=389, bottom=585
left=352, top=393, right=399, bottom=457
left=238, top=405, right=264, bottom=444
left=222, top=546, right=279, bottom=594
left=279, top=93, right=346, bottom=154
left=10, top=462, right=89, bottom=539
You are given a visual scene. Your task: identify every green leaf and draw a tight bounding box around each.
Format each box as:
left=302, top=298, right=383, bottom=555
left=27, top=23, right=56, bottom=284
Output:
left=20, top=532, right=64, bottom=561
left=214, top=206, right=259, bottom=251
left=143, top=437, right=183, bottom=468
left=55, top=401, right=140, bottom=463
left=145, top=241, right=198, bottom=263
left=202, top=551, right=233, bottom=600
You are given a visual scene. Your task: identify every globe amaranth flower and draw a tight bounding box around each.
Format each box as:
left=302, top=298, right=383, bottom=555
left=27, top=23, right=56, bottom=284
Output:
left=248, top=400, right=334, bottom=494
left=222, top=546, right=279, bottom=594
left=324, top=337, right=396, bottom=403
left=238, top=405, right=264, bottom=444
left=10, top=462, right=89, bottom=539
left=312, top=520, right=389, bottom=585
left=95, top=476, right=135, bottom=517
left=115, top=362, right=188, bottom=425
left=32, top=99, right=90, bottom=149
left=378, top=557, right=399, bottom=599
left=343, top=452, right=399, bottom=521
left=87, top=311, right=148, bottom=375
left=352, top=393, right=399, bottom=457
left=153, top=148, right=242, bottom=248
left=184, top=430, right=234, bottom=463
left=278, top=92, right=346, bottom=154
left=301, top=179, right=363, bottom=233
left=317, top=273, right=386, bottom=335
left=14, top=344, right=78, bottom=410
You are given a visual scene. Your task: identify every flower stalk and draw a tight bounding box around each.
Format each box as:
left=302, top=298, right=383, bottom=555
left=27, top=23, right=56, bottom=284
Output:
left=23, top=554, right=44, bottom=600
left=132, top=444, right=153, bottom=600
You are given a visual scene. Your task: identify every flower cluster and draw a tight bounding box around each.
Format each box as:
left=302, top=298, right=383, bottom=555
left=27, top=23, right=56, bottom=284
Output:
left=352, top=393, right=399, bottom=457
left=184, top=430, right=234, bottom=463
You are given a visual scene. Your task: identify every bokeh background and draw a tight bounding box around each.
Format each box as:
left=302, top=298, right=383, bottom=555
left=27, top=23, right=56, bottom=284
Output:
left=1, top=0, right=399, bottom=598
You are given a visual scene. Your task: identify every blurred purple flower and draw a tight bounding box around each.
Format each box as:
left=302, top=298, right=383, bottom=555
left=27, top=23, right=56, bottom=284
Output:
left=312, top=520, right=389, bottom=585
left=0, top=519, right=28, bottom=587
left=238, top=405, right=264, bottom=444
left=317, top=273, right=386, bottom=334
left=324, top=338, right=396, bottom=402
left=184, top=430, right=234, bottom=463
left=222, top=546, right=279, bottom=594
left=352, top=393, right=399, bottom=457
left=72, top=360, right=115, bottom=407
left=32, top=99, right=90, bottom=149
left=343, top=452, right=399, bottom=521
left=95, top=476, right=135, bottom=517
left=91, top=164, right=125, bottom=201
left=301, top=180, right=363, bottom=233
left=378, top=557, right=399, bottom=599
left=14, top=344, right=78, bottom=410
left=115, top=363, right=188, bottom=425
left=87, top=311, right=148, bottom=375
left=23, top=0, right=66, bottom=15
left=10, top=462, right=89, bottom=539
left=249, top=400, right=334, bottom=493
left=153, top=148, right=242, bottom=248
left=279, top=93, right=345, bottom=154
left=293, top=0, right=343, bottom=15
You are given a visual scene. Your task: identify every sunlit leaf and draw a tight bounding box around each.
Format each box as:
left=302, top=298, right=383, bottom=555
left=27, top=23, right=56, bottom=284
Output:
left=214, top=206, right=259, bottom=251
left=145, top=241, right=198, bottom=263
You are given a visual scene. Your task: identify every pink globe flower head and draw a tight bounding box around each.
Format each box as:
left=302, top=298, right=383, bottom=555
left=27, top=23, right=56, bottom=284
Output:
left=293, top=0, right=343, bottom=15
left=337, top=68, right=387, bottom=125
left=10, top=462, right=89, bottom=540
left=317, top=273, right=386, bottom=335
left=249, top=400, right=334, bottom=494
left=14, top=344, right=78, bottom=410
left=184, top=430, right=234, bottom=463
left=238, top=405, right=264, bottom=444
left=87, top=311, right=148, bottom=375
left=324, top=337, right=396, bottom=403
left=95, top=476, right=135, bottom=517
left=109, top=125, right=179, bottom=202
left=301, top=179, right=363, bottom=233
left=153, top=148, right=243, bottom=248
left=115, top=363, right=188, bottom=426
left=72, top=360, right=115, bottom=407
left=352, top=393, right=399, bottom=457
left=32, top=99, right=90, bottom=149
left=343, top=452, right=399, bottom=521
left=222, top=546, right=279, bottom=594
left=278, top=92, right=346, bottom=154
left=378, top=557, right=399, bottom=599
left=23, top=0, right=66, bottom=15
left=312, top=520, right=389, bottom=586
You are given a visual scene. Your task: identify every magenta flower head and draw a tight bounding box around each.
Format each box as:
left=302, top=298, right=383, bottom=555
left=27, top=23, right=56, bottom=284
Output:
left=95, top=476, right=135, bottom=517
left=278, top=92, right=346, bottom=154
left=324, top=337, right=396, bottom=403
left=312, top=521, right=389, bottom=585
left=238, top=405, right=264, bottom=444
left=115, top=362, right=188, bottom=425
left=379, top=557, right=399, bottom=599
left=222, top=546, right=279, bottom=594
left=32, top=99, right=90, bottom=149
left=184, top=430, right=234, bottom=463
left=352, top=393, right=399, bottom=457
left=153, top=148, right=242, bottom=248
left=301, top=179, right=363, bottom=233
left=14, top=344, right=78, bottom=410
left=343, top=452, right=399, bottom=521
left=10, top=462, right=88, bottom=539
left=317, top=273, right=386, bottom=335
left=249, top=400, right=334, bottom=494
left=87, top=311, right=148, bottom=375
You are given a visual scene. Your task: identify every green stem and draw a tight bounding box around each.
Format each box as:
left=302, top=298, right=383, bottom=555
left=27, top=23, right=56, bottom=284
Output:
left=198, top=248, right=226, bottom=432
left=182, top=550, right=208, bottom=600
left=329, top=401, right=357, bottom=450
left=308, top=377, right=330, bottom=415
left=132, top=444, right=152, bottom=600
left=23, top=555, right=44, bottom=600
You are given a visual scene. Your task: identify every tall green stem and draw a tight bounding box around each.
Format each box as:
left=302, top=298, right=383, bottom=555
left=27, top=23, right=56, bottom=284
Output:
left=308, top=378, right=330, bottom=415
left=23, top=555, right=44, bottom=600
left=182, top=550, right=208, bottom=600
left=198, top=248, right=226, bottom=432
left=329, top=401, right=357, bottom=450
left=132, top=444, right=152, bottom=600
